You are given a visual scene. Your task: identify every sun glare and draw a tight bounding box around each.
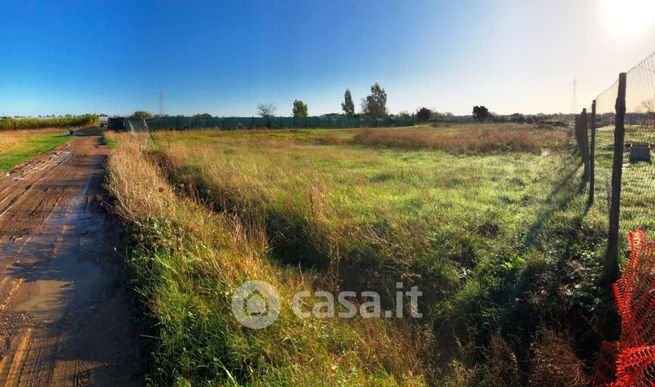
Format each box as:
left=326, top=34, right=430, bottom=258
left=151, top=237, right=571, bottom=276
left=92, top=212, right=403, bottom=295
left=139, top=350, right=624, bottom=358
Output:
left=602, top=0, right=655, bottom=37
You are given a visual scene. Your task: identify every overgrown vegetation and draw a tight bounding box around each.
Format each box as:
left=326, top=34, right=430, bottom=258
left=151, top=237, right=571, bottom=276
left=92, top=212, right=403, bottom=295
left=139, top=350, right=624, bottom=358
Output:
left=0, top=114, right=97, bottom=130
left=106, top=124, right=652, bottom=385
left=0, top=129, right=70, bottom=171
left=351, top=124, right=571, bottom=154
left=105, top=132, right=426, bottom=385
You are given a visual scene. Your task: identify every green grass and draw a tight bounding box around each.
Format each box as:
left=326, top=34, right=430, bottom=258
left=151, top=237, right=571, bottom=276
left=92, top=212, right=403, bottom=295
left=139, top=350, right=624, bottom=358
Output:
left=592, top=125, right=655, bottom=237
left=108, top=125, right=653, bottom=384
left=0, top=131, right=70, bottom=172
left=101, top=131, right=117, bottom=148
left=106, top=135, right=425, bottom=385
left=151, top=126, right=626, bottom=383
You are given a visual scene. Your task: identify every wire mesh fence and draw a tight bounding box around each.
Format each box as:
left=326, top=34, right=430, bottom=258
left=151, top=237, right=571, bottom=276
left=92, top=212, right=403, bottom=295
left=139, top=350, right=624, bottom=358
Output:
left=595, top=53, right=655, bottom=234
left=127, top=119, right=153, bottom=150
left=584, top=51, right=655, bottom=285
left=560, top=52, right=655, bottom=384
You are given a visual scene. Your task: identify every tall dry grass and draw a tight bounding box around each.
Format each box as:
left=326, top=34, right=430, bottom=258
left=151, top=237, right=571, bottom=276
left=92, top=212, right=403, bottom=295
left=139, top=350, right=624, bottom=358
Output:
left=148, top=127, right=609, bottom=384
left=351, top=124, right=571, bottom=154
left=105, top=133, right=427, bottom=385
left=156, top=140, right=439, bottom=299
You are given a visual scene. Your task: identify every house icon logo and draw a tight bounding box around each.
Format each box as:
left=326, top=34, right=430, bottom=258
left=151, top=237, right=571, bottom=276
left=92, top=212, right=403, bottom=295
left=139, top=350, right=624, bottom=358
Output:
left=231, top=280, right=281, bottom=329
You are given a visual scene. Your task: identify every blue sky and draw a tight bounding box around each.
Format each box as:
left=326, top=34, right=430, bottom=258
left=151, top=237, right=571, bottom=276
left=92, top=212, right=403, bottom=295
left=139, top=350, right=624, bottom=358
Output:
left=1, top=0, right=655, bottom=117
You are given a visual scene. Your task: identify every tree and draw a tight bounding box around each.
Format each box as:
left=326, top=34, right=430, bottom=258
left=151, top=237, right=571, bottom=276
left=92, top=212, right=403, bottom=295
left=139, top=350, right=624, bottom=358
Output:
left=641, top=99, right=655, bottom=114
left=472, top=106, right=490, bottom=121
left=257, top=103, right=277, bottom=118
left=416, top=107, right=433, bottom=123
left=361, top=83, right=388, bottom=118
left=292, top=100, right=308, bottom=117
left=341, top=89, right=355, bottom=117
left=509, top=113, right=525, bottom=123
left=131, top=111, right=152, bottom=120
left=193, top=113, right=213, bottom=119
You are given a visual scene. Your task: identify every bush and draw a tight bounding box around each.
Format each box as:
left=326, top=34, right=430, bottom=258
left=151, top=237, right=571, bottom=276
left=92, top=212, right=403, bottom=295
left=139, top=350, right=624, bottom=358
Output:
left=0, top=114, right=98, bottom=130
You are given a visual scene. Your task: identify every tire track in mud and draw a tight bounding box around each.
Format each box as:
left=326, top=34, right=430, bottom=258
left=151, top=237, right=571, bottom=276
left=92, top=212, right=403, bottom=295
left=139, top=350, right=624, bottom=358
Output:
left=0, top=136, right=140, bottom=386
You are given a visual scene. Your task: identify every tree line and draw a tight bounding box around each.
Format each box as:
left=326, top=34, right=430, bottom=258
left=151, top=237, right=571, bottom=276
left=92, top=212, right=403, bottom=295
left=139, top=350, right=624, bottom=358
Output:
left=128, top=84, right=562, bottom=125
left=253, top=85, right=495, bottom=123
left=0, top=114, right=98, bottom=130
left=252, top=82, right=389, bottom=119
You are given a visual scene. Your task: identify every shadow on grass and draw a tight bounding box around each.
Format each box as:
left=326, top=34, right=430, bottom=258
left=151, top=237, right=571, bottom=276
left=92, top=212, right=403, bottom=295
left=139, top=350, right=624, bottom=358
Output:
left=521, top=157, right=585, bottom=251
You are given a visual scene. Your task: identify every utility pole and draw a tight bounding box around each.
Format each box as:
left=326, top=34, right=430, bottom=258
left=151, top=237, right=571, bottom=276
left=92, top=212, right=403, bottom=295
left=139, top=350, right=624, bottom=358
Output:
left=159, top=89, right=164, bottom=117
left=572, top=79, right=577, bottom=114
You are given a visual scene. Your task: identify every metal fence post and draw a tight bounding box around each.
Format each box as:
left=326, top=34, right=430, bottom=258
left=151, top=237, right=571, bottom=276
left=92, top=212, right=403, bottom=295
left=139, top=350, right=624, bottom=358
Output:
left=589, top=100, right=597, bottom=205
left=606, top=73, right=627, bottom=283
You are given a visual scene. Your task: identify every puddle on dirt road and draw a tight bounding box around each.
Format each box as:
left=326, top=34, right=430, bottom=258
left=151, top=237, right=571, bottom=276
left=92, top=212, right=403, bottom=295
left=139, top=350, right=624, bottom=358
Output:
left=4, top=171, right=104, bottom=323
left=0, top=136, right=140, bottom=386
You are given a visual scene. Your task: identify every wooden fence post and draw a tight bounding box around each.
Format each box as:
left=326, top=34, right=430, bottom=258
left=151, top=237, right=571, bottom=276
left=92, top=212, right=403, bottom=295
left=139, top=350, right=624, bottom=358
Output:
left=580, top=108, right=590, bottom=183
left=589, top=100, right=597, bottom=205
left=606, top=72, right=627, bottom=283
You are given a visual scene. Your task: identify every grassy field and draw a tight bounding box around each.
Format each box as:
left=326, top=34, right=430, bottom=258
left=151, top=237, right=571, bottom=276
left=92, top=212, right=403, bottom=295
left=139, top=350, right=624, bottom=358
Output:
left=105, top=124, right=654, bottom=385
left=351, top=124, right=570, bottom=153
left=593, top=125, right=655, bottom=235
left=106, top=133, right=425, bottom=385
left=0, top=129, right=71, bottom=172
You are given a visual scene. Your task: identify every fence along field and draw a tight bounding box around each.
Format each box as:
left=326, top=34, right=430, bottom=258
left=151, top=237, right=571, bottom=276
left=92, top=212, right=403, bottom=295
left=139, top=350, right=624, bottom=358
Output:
left=110, top=120, right=619, bottom=385
left=113, top=51, right=655, bottom=385
left=570, top=50, right=655, bottom=384
left=573, top=51, right=655, bottom=280
left=146, top=115, right=414, bottom=130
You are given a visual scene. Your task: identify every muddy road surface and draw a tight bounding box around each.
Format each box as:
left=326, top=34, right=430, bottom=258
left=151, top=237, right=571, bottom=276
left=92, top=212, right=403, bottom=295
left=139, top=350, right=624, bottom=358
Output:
left=0, top=136, right=140, bottom=386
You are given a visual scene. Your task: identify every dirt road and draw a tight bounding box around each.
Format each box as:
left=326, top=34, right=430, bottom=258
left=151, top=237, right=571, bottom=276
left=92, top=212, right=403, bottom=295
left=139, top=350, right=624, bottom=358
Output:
left=0, top=135, right=140, bottom=386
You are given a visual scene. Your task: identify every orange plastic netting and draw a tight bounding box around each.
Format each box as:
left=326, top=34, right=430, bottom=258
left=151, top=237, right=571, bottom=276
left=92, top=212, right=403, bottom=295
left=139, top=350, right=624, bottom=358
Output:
left=595, top=229, right=655, bottom=386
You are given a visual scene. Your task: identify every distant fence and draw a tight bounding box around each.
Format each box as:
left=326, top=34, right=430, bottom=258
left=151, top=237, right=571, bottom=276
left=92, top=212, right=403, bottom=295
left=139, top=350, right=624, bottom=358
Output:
left=145, top=116, right=415, bottom=130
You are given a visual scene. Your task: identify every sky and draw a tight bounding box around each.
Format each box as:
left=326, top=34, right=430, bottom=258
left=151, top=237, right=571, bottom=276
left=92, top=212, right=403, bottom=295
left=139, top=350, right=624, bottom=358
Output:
left=1, top=0, right=655, bottom=117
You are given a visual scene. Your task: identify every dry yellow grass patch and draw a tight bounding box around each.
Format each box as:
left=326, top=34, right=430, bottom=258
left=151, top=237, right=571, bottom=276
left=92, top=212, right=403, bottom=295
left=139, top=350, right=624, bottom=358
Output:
left=351, top=124, right=571, bottom=154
